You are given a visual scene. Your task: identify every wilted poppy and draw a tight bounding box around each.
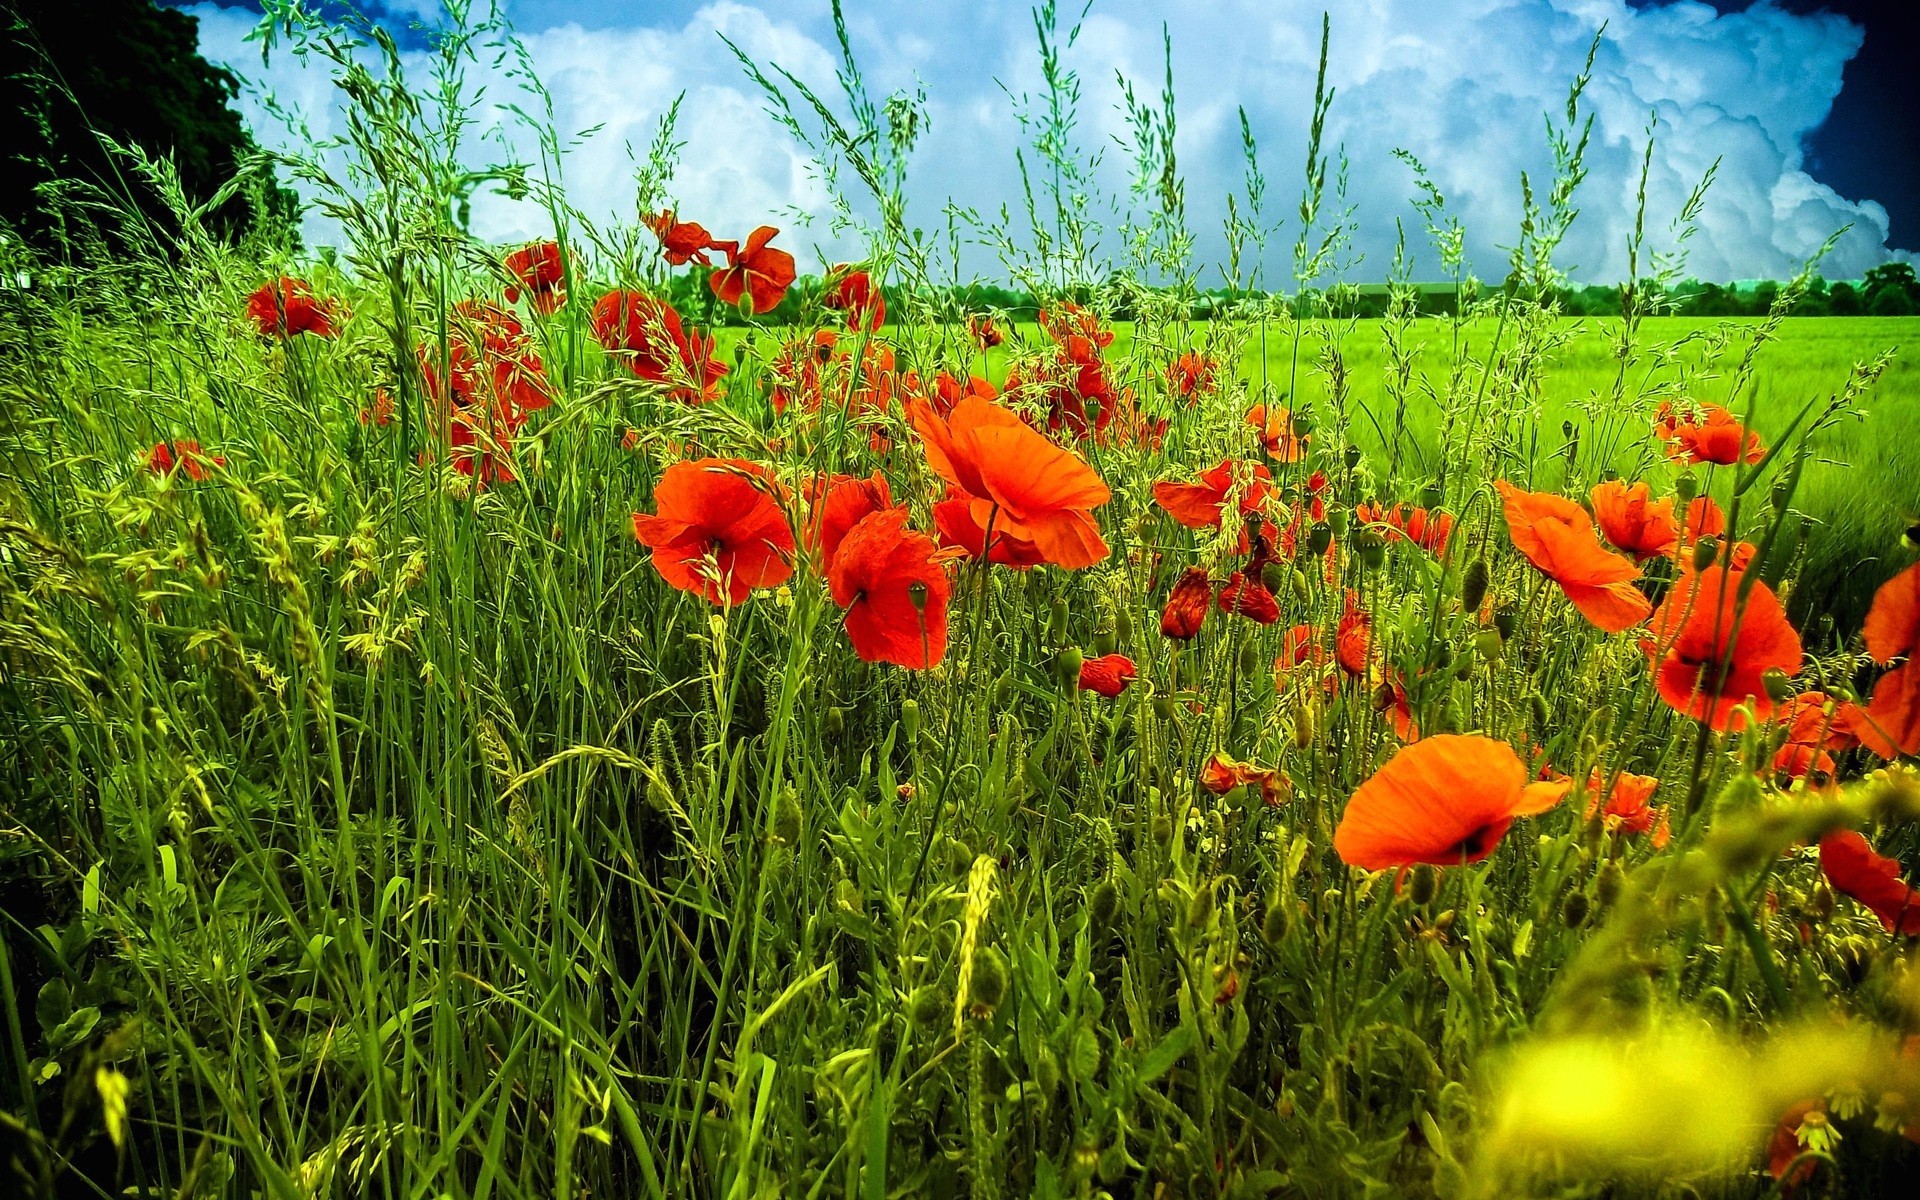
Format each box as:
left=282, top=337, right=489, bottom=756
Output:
left=1658, top=402, right=1765, bottom=466
left=1200, top=753, right=1290, bottom=807
left=825, top=267, right=885, bottom=331
left=1153, top=459, right=1273, bottom=530
left=632, top=458, right=795, bottom=606
left=710, top=226, right=797, bottom=315
left=1355, top=501, right=1453, bottom=557
left=910, top=395, right=1110, bottom=569
left=644, top=210, right=717, bottom=266
left=1642, top=566, right=1802, bottom=729
left=1496, top=481, right=1652, bottom=633
left=1160, top=566, right=1212, bottom=640
left=503, top=241, right=567, bottom=313
left=1818, top=830, right=1920, bottom=934
left=1333, top=735, right=1569, bottom=869
left=1858, top=560, right=1920, bottom=758
left=1590, top=480, right=1678, bottom=561
left=1078, top=653, right=1138, bottom=697
left=1218, top=573, right=1280, bottom=625
left=591, top=291, right=727, bottom=404
left=246, top=277, right=337, bottom=338
left=1246, top=404, right=1307, bottom=462
left=828, top=507, right=950, bottom=669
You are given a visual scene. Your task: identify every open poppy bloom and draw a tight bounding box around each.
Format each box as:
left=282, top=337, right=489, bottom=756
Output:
left=1218, top=573, right=1280, bottom=625
left=1496, top=481, right=1652, bottom=633
left=931, top=492, right=1049, bottom=567
left=1200, top=753, right=1290, bottom=806
left=1818, top=830, right=1920, bottom=934
left=1642, top=566, right=1802, bottom=729
left=1658, top=401, right=1766, bottom=465
left=825, top=267, right=885, bottom=331
left=1333, top=735, right=1569, bottom=869
left=246, top=277, right=337, bottom=338
left=1590, top=480, right=1678, bottom=561
left=1153, top=460, right=1273, bottom=530
left=1584, top=769, right=1667, bottom=843
left=709, top=226, right=797, bottom=315
left=909, top=395, right=1110, bottom=569
left=926, top=372, right=997, bottom=418
left=1004, top=337, right=1120, bottom=442
left=828, top=507, right=950, bottom=669
left=967, top=313, right=1003, bottom=349
left=1078, top=653, right=1138, bottom=697
left=1161, top=566, right=1212, bottom=640
left=1858, top=560, right=1920, bottom=758
left=1167, top=352, right=1217, bottom=401
left=1246, top=404, right=1307, bottom=462
left=1355, top=501, right=1453, bottom=557
left=591, top=291, right=727, bottom=404
left=632, top=458, right=795, bottom=606
left=146, top=440, right=225, bottom=480
left=644, top=210, right=718, bottom=266
left=503, top=241, right=567, bottom=313
left=808, top=471, right=892, bottom=568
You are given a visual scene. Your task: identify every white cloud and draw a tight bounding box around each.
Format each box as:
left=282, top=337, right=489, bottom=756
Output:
left=183, top=0, right=1911, bottom=283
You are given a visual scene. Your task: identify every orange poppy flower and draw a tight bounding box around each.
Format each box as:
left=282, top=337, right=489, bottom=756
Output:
left=1168, top=352, right=1217, bottom=401
left=503, top=241, right=567, bottom=313
left=1336, top=592, right=1372, bottom=677
left=1658, top=402, right=1765, bottom=465
left=1642, top=566, right=1802, bottom=729
left=1246, top=404, right=1307, bottom=462
left=591, top=291, right=727, bottom=404
left=909, top=395, right=1110, bottom=569
left=632, top=458, right=795, bottom=606
left=1818, top=830, right=1920, bottom=934
left=1858, top=560, right=1920, bottom=758
left=709, top=226, right=796, bottom=315
left=824, top=266, right=885, bottom=331
left=927, top=372, right=998, bottom=418
left=1332, top=735, right=1569, bottom=869
left=1200, top=753, right=1290, bottom=806
left=146, top=440, right=225, bottom=481
left=1583, top=769, right=1666, bottom=842
left=1078, top=653, right=1138, bottom=697
left=967, top=313, right=1003, bottom=349
left=1495, top=481, right=1652, bottom=633
left=246, top=276, right=337, bottom=338
left=1160, top=566, right=1212, bottom=640
left=644, top=210, right=717, bottom=266
left=931, top=493, right=1049, bottom=568
left=1218, top=573, right=1280, bottom=625
left=1153, top=459, right=1274, bottom=530
left=1679, top=494, right=1727, bottom=545
left=1590, top=480, right=1678, bottom=561
left=809, top=471, right=892, bottom=568
left=1355, top=501, right=1453, bottom=557
left=828, top=507, right=950, bottom=669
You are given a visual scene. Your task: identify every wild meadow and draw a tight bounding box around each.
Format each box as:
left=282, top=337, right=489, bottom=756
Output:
left=3, top=3, right=1920, bottom=1198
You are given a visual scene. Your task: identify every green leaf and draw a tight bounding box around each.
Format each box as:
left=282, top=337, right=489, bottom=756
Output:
left=1136, top=1024, right=1192, bottom=1085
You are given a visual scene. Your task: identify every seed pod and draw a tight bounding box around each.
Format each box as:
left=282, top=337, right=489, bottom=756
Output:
left=1187, top=884, right=1216, bottom=929
left=1432, top=642, right=1453, bottom=669
left=1674, top=473, right=1698, bottom=504
left=1419, top=482, right=1444, bottom=510
left=1327, top=508, right=1350, bottom=538
left=902, top=698, right=921, bottom=741
left=1361, top=537, right=1386, bottom=570
left=1474, top=628, right=1503, bottom=661
left=1056, top=646, right=1083, bottom=684
left=1563, top=892, right=1590, bottom=928
left=1292, top=412, right=1313, bottom=438
left=1461, top=561, right=1490, bottom=612
left=1810, top=883, right=1834, bottom=922
left=1344, top=444, right=1363, bottom=470
left=1410, top=865, right=1437, bottom=906
left=1692, top=536, right=1719, bottom=572
left=1761, top=667, right=1794, bottom=703
left=1153, top=694, right=1176, bottom=721
left=1494, top=606, right=1518, bottom=641
left=1094, top=624, right=1117, bottom=656
left=1770, top=474, right=1796, bottom=511
left=1307, top=522, right=1333, bottom=556
left=1089, top=878, right=1121, bottom=932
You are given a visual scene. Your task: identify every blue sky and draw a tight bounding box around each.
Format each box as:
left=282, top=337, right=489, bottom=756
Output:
left=169, top=1, right=1916, bottom=283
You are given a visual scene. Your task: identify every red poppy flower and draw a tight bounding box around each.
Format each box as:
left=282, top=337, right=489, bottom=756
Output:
left=1168, top=352, right=1217, bottom=401
left=1246, top=404, right=1307, bottom=462
left=1376, top=673, right=1420, bottom=741
left=146, top=440, right=225, bottom=480
left=359, top=389, right=394, bottom=428
left=631, top=458, right=795, bottom=606
left=1818, top=831, right=1920, bottom=934
left=910, top=394, right=1111, bottom=569
left=808, top=471, right=893, bottom=568
left=1333, top=735, right=1569, bottom=869
left=1004, top=348, right=1118, bottom=441
left=1200, top=753, right=1290, bottom=806
left=1160, top=566, right=1212, bottom=640
left=644, top=210, right=718, bottom=266
left=1765, top=1098, right=1826, bottom=1189
left=1218, top=573, right=1280, bottom=625
left=825, top=267, right=885, bottom=331
left=709, top=226, right=797, bottom=315
left=1496, top=481, right=1652, bottom=633
left=1590, top=480, right=1678, bottom=561
left=1336, top=592, right=1372, bottom=677
left=1583, top=769, right=1665, bottom=841
left=1153, top=459, right=1274, bottom=530
left=1078, top=653, right=1138, bottom=698
left=1680, top=495, right=1726, bottom=544
left=1658, top=402, right=1765, bottom=465
left=503, top=241, right=567, bottom=313
left=931, top=493, right=1049, bottom=568
left=1038, top=304, right=1114, bottom=351
left=1768, top=691, right=1863, bottom=753
left=828, top=507, right=950, bottom=669
left=1642, top=566, right=1802, bottom=729
left=968, top=314, right=1003, bottom=349
left=1355, top=501, right=1453, bottom=557
left=246, top=276, right=337, bottom=338
left=591, top=291, right=727, bottom=404
left=1858, top=561, right=1920, bottom=758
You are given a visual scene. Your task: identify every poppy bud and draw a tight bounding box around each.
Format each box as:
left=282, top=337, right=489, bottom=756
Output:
left=835, top=876, right=863, bottom=914
left=1327, top=509, right=1349, bottom=538
left=1160, top=567, right=1212, bottom=640
left=1292, top=413, right=1312, bottom=438
left=1152, top=813, right=1173, bottom=843
left=968, top=945, right=1007, bottom=1016
left=1260, top=895, right=1289, bottom=946
left=993, top=670, right=1014, bottom=708
left=1410, top=864, right=1437, bottom=906
left=1239, top=637, right=1261, bottom=676
left=1186, top=884, right=1216, bottom=929
left=1530, top=694, right=1550, bottom=729
left=774, top=785, right=802, bottom=846
left=1691, top=536, right=1719, bottom=572
left=1261, top=561, right=1287, bottom=593
left=902, top=698, right=921, bottom=741
left=1293, top=697, right=1317, bottom=748
left=1049, top=596, right=1070, bottom=642
left=1494, top=606, right=1518, bottom=641
left=1674, top=473, right=1698, bottom=504
left=1290, top=568, right=1311, bottom=605
left=1432, top=641, right=1453, bottom=669
left=908, top=985, right=947, bottom=1025
left=1115, top=606, right=1134, bottom=644
left=1088, top=878, right=1120, bottom=932
left=1595, top=861, right=1624, bottom=908
left=1562, top=892, right=1590, bottom=928
left=1461, top=560, right=1489, bottom=612
left=1770, top=474, right=1795, bottom=511
left=948, top=838, right=974, bottom=878
left=825, top=705, right=846, bottom=736
left=1810, top=882, right=1834, bottom=921
left=1344, top=444, right=1362, bottom=469
left=1307, top=522, right=1333, bottom=556
left=1056, top=646, right=1084, bottom=684
left=646, top=773, right=674, bottom=813
left=737, top=289, right=759, bottom=321
left=1761, top=667, right=1795, bottom=703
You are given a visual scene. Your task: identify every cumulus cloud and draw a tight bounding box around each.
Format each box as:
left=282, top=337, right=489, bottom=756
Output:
left=183, top=0, right=1910, bottom=282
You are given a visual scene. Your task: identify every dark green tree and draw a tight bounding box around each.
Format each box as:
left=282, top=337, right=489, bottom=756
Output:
left=1829, top=281, right=1862, bottom=316
left=0, top=0, right=297, bottom=256
left=1863, top=262, right=1918, bottom=316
